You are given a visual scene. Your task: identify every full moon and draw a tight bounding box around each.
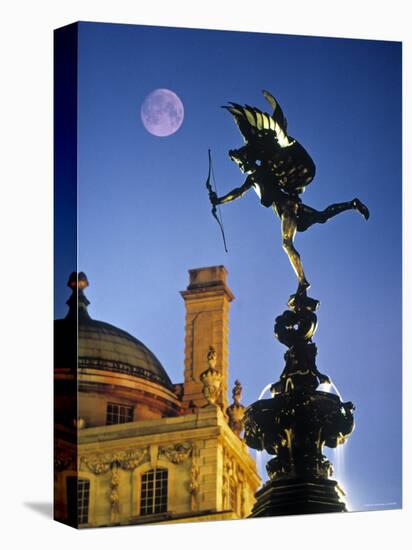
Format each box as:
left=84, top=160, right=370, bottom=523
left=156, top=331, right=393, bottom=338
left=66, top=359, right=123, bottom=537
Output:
left=141, top=88, right=184, bottom=137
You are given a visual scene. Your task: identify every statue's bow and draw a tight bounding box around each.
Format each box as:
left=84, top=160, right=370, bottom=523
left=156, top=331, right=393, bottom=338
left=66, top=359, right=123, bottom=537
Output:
left=206, top=149, right=228, bottom=253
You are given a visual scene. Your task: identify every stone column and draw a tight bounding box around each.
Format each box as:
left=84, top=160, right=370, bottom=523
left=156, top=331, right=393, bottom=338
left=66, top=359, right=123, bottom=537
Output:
left=180, top=266, right=234, bottom=410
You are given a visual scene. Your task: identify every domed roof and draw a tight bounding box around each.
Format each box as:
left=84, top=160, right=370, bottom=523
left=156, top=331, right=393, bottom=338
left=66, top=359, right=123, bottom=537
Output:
left=55, top=272, right=173, bottom=389
left=77, top=318, right=172, bottom=387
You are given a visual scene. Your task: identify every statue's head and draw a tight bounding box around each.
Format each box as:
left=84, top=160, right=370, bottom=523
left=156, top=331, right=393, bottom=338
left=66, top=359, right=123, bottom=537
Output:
left=229, top=147, right=255, bottom=174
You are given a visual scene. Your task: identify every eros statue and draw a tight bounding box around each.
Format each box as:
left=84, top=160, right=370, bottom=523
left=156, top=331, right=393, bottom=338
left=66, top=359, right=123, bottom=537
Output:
left=208, top=90, right=369, bottom=296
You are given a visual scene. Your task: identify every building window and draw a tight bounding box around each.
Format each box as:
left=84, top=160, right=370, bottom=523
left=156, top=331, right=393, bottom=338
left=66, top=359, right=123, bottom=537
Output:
left=140, top=469, right=168, bottom=516
left=106, top=402, right=133, bottom=425
left=66, top=477, right=90, bottom=525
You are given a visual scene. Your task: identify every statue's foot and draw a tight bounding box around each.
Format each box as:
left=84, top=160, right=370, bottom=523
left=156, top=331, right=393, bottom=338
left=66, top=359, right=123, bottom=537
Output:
left=352, top=198, right=370, bottom=220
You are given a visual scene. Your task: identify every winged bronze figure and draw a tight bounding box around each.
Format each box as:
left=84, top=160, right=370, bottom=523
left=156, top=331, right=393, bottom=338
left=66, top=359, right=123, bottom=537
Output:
left=210, top=90, right=369, bottom=295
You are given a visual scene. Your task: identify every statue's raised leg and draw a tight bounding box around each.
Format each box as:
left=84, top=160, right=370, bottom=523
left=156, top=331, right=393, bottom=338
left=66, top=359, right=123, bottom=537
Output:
left=297, top=198, right=369, bottom=232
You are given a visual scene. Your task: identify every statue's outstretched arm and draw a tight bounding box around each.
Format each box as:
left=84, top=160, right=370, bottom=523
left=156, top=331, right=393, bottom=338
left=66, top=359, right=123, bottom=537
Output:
left=213, top=177, right=253, bottom=205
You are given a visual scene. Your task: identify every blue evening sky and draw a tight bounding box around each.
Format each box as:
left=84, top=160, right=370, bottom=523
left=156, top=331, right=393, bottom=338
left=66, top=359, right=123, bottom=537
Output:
left=55, top=22, right=402, bottom=513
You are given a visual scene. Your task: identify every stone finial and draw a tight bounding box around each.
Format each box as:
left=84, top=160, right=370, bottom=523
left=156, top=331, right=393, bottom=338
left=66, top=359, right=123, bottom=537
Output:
left=207, top=346, right=217, bottom=368
left=226, top=380, right=246, bottom=437
left=200, top=346, right=222, bottom=405
left=68, top=271, right=89, bottom=291
left=232, top=379, right=243, bottom=405
left=65, top=271, right=91, bottom=320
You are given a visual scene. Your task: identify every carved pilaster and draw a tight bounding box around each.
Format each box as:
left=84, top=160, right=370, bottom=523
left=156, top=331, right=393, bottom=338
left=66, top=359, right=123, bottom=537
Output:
left=189, top=445, right=200, bottom=512
left=110, top=464, right=120, bottom=523
left=222, top=448, right=232, bottom=509
left=238, top=469, right=246, bottom=517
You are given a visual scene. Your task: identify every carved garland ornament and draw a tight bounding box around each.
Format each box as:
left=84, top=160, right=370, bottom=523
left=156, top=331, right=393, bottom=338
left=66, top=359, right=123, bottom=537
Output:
left=158, top=443, right=192, bottom=464
left=80, top=447, right=149, bottom=474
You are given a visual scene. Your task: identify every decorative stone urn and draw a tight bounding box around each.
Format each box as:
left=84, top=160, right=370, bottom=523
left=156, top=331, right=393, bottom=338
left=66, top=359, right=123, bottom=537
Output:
left=200, top=346, right=222, bottom=406
left=226, top=380, right=246, bottom=437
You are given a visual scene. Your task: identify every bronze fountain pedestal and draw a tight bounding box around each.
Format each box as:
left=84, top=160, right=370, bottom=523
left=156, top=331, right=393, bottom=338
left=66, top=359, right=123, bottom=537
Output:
left=244, top=291, right=355, bottom=516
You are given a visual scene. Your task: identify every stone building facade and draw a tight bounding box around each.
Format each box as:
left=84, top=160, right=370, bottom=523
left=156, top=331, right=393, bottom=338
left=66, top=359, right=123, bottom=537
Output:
left=54, top=266, right=260, bottom=527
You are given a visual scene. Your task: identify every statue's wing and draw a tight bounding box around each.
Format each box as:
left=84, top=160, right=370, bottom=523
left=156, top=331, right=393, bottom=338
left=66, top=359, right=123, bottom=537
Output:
left=262, top=90, right=288, bottom=134
left=260, top=91, right=317, bottom=189
left=223, top=92, right=316, bottom=191
left=222, top=100, right=293, bottom=148
left=221, top=102, right=253, bottom=142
